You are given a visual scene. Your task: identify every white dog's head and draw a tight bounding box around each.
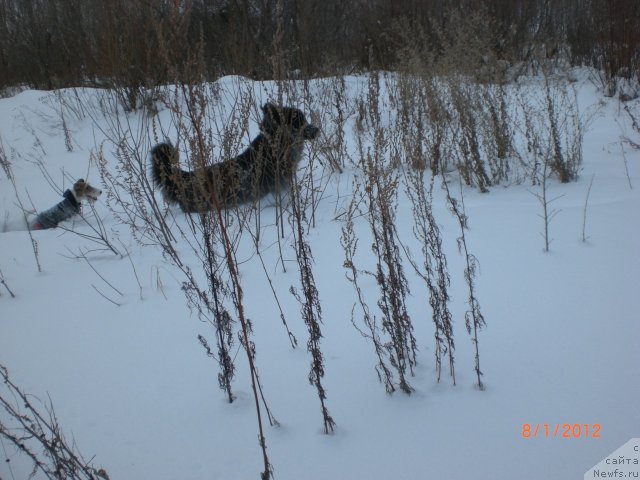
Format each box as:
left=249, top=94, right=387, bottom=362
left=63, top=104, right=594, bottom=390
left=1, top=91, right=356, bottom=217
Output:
left=72, top=179, right=102, bottom=202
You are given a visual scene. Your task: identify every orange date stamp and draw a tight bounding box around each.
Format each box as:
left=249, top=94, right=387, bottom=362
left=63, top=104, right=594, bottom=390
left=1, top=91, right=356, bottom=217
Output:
left=521, top=423, right=601, bottom=439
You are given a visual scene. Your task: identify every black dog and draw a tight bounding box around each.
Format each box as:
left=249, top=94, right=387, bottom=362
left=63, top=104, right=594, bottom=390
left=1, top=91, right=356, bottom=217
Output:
left=150, top=103, right=319, bottom=212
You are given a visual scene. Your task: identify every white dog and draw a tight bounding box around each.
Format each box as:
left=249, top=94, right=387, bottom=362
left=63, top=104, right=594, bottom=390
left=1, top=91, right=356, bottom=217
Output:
left=29, top=179, right=102, bottom=230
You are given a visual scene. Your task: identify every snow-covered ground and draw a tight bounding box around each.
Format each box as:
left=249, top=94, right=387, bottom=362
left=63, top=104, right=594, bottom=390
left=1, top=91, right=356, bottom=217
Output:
left=1, top=72, right=639, bottom=480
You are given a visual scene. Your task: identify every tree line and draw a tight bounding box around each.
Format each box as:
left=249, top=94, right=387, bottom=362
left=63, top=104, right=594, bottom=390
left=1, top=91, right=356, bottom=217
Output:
left=0, top=0, right=637, bottom=91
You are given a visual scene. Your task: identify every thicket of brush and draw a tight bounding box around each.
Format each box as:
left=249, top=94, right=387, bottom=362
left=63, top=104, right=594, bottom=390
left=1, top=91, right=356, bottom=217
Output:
left=2, top=62, right=601, bottom=475
left=1, top=35, right=614, bottom=480
left=2, top=2, right=639, bottom=479
left=0, top=0, right=639, bottom=99
left=83, top=62, right=594, bottom=478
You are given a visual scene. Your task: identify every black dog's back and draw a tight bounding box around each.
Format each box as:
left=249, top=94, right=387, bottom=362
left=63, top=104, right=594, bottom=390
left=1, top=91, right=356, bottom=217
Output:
left=150, top=103, right=319, bottom=212
left=150, top=142, right=252, bottom=212
left=150, top=143, right=197, bottom=209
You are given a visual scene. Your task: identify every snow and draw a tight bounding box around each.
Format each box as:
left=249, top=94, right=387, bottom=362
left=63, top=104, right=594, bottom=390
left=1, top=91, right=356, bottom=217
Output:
left=1, top=71, right=639, bottom=480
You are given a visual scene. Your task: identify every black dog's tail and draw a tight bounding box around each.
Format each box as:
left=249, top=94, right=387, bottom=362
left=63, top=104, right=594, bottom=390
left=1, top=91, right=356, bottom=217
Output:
left=150, top=142, right=182, bottom=205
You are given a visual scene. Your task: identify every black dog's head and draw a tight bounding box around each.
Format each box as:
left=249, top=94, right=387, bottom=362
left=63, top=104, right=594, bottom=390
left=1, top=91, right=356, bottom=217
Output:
left=261, top=103, right=320, bottom=140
